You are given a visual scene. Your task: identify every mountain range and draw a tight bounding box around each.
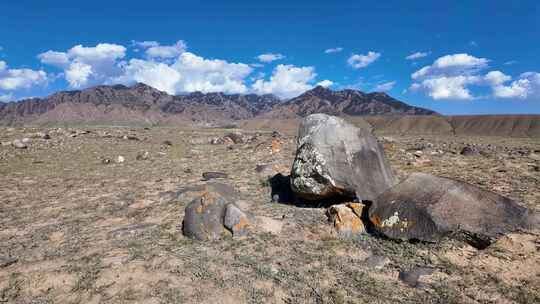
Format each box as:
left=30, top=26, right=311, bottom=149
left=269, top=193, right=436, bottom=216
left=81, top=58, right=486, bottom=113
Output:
left=0, top=83, right=436, bottom=126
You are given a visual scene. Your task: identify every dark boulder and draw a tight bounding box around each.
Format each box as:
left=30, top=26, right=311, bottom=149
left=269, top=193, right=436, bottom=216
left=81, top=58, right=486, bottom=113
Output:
left=290, top=114, right=396, bottom=201
left=202, top=171, right=229, bottom=181
left=181, top=183, right=249, bottom=240
left=369, top=173, right=535, bottom=248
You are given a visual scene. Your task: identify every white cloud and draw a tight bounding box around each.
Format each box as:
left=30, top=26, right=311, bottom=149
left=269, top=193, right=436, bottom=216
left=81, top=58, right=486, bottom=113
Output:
left=374, top=81, right=396, bottom=92
left=347, top=51, right=380, bottom=69
left=114, top=52, right=253, bottom=95
left=39, top=43, right=126, bottom=88
left=409, top=53, right=492, bottom=100
left=0, top=60, right=48, bottom=91
left=145, top=41, right=187, bottom=59
left=490, top=72, right=540, bottom=99
left=38, top=51, right=70, bottom=68
left=504, top=60, right=517, bottom=66
left=257, top=53, right=285, bottom=63
left=412, top=53, right=489, bottom=80
left=411, top=76, right=480, bottom=100
left=252, top=64, right=316, bottom=98
left=316, top=80, right=334, bottom=88
left=113, top=59, right=181, bottom=94
left=484, top=71, right=511, bottom=86
left=131, top=40, right=160, bottom=49
left=405, top=51, right=429, bottom=60
left=469, top=41, right=478, bottom=47
left=0, top=93, right=14, bottom=102
left=325, top=47, right=343, bottom=54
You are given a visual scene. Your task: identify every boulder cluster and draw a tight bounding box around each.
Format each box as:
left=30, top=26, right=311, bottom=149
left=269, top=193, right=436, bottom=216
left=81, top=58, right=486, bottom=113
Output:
left=180, top=113, right=537, bottom=249
left=288, top=114, right=536, bottom=248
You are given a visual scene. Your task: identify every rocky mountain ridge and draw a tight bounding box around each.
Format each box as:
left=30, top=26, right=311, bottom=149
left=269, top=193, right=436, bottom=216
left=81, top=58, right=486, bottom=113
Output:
left=0, top=83, right=436, bottom=125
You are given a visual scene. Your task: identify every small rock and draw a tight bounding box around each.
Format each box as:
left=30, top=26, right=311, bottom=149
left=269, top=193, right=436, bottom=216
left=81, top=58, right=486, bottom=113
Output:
left=223, top=204, right=250, bottom=237
left=162, top=140, right=173, bottom=146
left=398, top=266, right=434, bottom=288
left=116, top=155, right=125, bottom=163
left=413, top=151, right=423, bottom=157
left=12, top=139, right=27, bottom=149
left=460, top=146, right=479, bottom=156
left=327, top=203, right=366, bottom=238
left=202, top=171, right=228, bottom=180
left=224, top=132, right=244, bottom=144
left=0, top=256, right=18, bottom=268
left=102, top=158, right=112, bottom=164
left=21, top=138, right=31, bottom=144
left=1, top=141, right=12, bottom=147
left=136, top=151, right=150, bottom=160
left=182, top=191, right=229, bottom=240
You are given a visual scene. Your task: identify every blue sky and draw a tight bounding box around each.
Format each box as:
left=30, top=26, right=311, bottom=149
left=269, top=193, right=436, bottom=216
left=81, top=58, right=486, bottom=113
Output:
left=0, top=0, right=539, bottom=114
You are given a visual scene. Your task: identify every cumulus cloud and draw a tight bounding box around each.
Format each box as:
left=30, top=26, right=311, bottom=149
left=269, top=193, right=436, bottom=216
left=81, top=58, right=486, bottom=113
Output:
left=114, top=52, right=253, bottom=95
left=489, top=72, right=540, bottom=99
left=0, top=60, right=48, bottom=91
left=374, top=81, right=396, bottom=92
left=347, top=51, right=380, bottom=69
left=39, top=43, right=126, bottom=88
left=324, top=47, right=343, bottom=54
left=145, top=41, right=187, bottom=59
left=0, top=92, right=14, bottom=102
left=256, top=53, right=285, bottom=63
left=411, top=53, right=489, bottom=80
left=409, top=53, right=492, bottom=100
left=316, top=80, right=334, bottom=88
left=252, top=64, right=316, bottom=98
left=405, top=51, right=429, bottom=60
left=131, top=40, right=160, bottom=49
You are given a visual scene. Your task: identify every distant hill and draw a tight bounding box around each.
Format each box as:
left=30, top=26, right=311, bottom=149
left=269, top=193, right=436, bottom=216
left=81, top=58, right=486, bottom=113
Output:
left=0, top=83, right=434, bottom=126
left=263, top=86, right=437, bottom=118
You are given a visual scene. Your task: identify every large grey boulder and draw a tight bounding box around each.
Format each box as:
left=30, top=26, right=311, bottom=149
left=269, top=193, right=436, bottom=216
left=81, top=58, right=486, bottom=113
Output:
left=290, top=114, right=396, bottom=201
left=369, top=173, right=536, bottom=248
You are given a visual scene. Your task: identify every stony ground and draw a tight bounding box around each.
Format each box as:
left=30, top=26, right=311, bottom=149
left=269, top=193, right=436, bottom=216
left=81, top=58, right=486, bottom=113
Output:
left=1, top=125, right=539, bottom=304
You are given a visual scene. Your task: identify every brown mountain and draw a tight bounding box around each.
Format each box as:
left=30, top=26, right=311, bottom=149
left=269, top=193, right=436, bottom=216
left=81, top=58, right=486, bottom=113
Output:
left=0, top=83, right=434, bottom=126
left=263, top=86, right=437, bottom=118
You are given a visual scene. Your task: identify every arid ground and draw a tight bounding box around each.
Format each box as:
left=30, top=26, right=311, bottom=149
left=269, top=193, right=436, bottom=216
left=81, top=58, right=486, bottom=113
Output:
left=1, top=125, right=539, bottom=303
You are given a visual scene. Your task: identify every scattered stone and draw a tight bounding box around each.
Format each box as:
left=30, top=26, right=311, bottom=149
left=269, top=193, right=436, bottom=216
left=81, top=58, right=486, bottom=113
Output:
left=162, top=140, right=173, bottom=146
left=0, top=256, right=18, bottom=268
left=255, top=164, right=274, bottom=173
left=223, top=204, right=250, bottom=236
left=327, top=203, right=366, bottom=238
left=290, top=114, right=396, bottom=201
left=181, top=184, right=249, bottom=241
left=369, top=173, right=535, bottom=248
left=202, top=171, right=228, bottom=181
left=122, top=135, right=140, bottom=141
left=270, top=138, right=282, bottom=154
left=224, top=132, right=244, bottom=144
left=102, top=158, right=112, bottom=164
left=271, top=130, right=284, bottom=138
left=364, top=255, right=391, bottom=270
left=21, top=137, right=31, bottom=144
left=136, top=151, right=150, bottom=160
left=116, top=155, right=125, bottom=163
left=12, top=139, right=27, bottom=149
left=398, top=266, right=435, bottom=288
left=109, top=223, right=157, bottom=238
left=460, top=146, right=479, bottom=156
left=183, top=191, right=229, bottom=240
left=413, top=150, right=423, bottom=157
left=1, top=141, right=12, bottom=147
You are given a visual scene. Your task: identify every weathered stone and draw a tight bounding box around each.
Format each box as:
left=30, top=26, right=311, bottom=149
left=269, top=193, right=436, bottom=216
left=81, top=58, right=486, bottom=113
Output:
left=224, top=132, right=244, bottom=144
left=12, top=139, right=27, bottom=149
left=327, top=203, right=366, bottom=238
left=223, top=204, right=249, bottom=236
left=460, top=146, right=479, bottom=156
left=369, top=173, right=534, bottom=248
left=290, top=114, right=396, bottom=201
left=182, top=191, right=229, bottom=240
left=202, top=171, right=228, bottom=181
left=136, top=151, right=150, bottom=160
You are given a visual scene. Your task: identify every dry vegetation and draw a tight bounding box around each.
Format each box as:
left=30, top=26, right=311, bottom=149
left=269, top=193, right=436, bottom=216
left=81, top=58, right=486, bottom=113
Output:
left=1, top=125, right=539, bottom=303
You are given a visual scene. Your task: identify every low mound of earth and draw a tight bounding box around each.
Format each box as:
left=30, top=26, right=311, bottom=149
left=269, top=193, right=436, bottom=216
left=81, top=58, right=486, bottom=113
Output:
left=0, top=125, right=539, bottom=303
left=241, top=115, right=540, bottom=138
